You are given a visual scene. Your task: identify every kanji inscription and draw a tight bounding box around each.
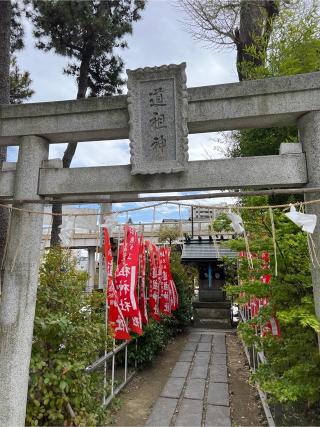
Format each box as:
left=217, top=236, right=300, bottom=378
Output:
left=127, top=63, right=189, bottom=175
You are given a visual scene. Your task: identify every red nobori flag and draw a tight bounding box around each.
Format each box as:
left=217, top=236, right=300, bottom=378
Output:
left=103, top=228, right=131, bottom=340
left=262, top=317, right=281, bottom=337
left=128, top=310, right=142, bottom=335
left=159, top=247, right=172, bottom=316
left=114, top=226, right=142, bottom=334
left=139, top=236, right=148, bottom=325
left=147, top=241, right=161, bottom=321
left=166, top=247, right=179, bottom=311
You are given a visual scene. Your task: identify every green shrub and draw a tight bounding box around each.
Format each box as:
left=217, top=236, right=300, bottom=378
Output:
left=170, top=249, right=195, bottom=329
left=225, top=200, right=320, bottom=409
left=27, top=248, right=111, bottom=426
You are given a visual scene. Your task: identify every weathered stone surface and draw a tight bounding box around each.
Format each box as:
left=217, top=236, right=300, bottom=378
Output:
left=179, top=350, right=194, bottom=362
left=298, top=111, right=320, bottom=333
left=190, top=363, right=208, bottom=379
left=0, top=136, right=49, bottom=427
left=188, top=334, right=201, bottom=342
left=198, top=342, right=212, bottom=352
left=184, top=378, right=206, bottom=400
left=205, top=404, right=231, bottom=427
left=145, top=397, right=178, bottom=427
left=2, top=71, right=320, bottom=144
left=200, top=335, right=213, bottom=343
left=0, top=169, right=14, bottom=197
left=184, top=341, right=198, bottom=351
left=160, top=377, right=185, bottom=399
left=279, top=142, right=302, bottom=155
left=194, top=352, right=210, bottom=365
left=170, top=362, right=190, bottom=378
left=207, top=383, right=229, bottom=407
left=38, top=154, right=307, bottom=198
left=214, top=342, right=226, bottom=354
left=127, top=63, right=188, bottom=175
left=175, top=398, right=203, bottom=427
left=210, top=364, right=228, bottom=383
left=213, top=333, right=225, bottom=342
left=211, top=352, right=227, bottom=365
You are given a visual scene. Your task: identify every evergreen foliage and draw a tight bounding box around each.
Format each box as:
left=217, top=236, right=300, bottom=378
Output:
left=10, top=57, right=34, bottom=103
left=29, top=0, right=145, bottom=98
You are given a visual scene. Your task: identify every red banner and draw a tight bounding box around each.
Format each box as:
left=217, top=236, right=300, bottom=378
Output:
left=104, top=228, right=131, bottom=340
left=147, top=241, right=161, bottom=321
left=159, top=247, right=172, bottom=315
left=262, top=317, right=281, bottom=337
left=114, top=225, right=142, bottom=335
left=139, top=237, right=148, bottom=324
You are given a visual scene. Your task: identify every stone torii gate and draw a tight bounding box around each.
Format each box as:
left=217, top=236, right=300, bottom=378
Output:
left=1, top=63, right=320, bottom=425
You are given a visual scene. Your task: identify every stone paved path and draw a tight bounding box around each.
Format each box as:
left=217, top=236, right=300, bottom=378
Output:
left=145, top=330, right=231, bottom=427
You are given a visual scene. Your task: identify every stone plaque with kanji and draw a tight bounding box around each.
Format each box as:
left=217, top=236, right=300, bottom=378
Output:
left=127, top=63, right=189, bottom=175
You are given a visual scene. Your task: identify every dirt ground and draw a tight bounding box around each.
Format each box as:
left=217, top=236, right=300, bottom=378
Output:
left=109, top=332, right=266, bottom=427
left=110, top=333, right=188, bottom=426
left=226, top=333, right=267, bottom=427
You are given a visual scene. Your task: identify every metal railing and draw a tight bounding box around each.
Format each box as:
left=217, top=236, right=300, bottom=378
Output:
left=239, top=307, right=276, bottom=427
left=85, top=338, right=137, bottom=407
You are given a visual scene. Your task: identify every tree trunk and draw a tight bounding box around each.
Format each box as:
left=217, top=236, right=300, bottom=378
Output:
left=50, top=55, right=91, bottom=246
left=0, top=1, right=11, bottom=264
left=236, top=0, right=279, bottom=81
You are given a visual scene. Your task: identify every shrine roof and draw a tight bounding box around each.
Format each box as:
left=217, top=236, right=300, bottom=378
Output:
left=181, top=242, right=238, bottom=261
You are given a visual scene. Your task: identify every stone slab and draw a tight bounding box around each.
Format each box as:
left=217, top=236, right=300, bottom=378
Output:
left=190, top=363, right=208, bottom=379
left=127, top=63, right=188, bottom=175
left=194, top=352, right=210, bottom=365
left=184, top=378, right=206, bottom=400
left=188, top=334, right=201, bottom=342
left=38, top=154, right=307, bottom=197
left=3, top=71, right=320, bottom=145
left=200, top=334, right=212, bottom=343
left=160, top=377, right=185, bottom=399
left=210, top=365, right=228, bottom=383
left=214, top=342, right=227, bottom=354
left=175, top=398, right=203, bottom=427
left=207, top=383, right=229, bottom=407
left=198, top=342, right=212, bottom=352
left=213, top=333, right=225, bottom=342
left=184, top=342, right=198, bottom=351
left=211, top=353, right=227, bottom=365
left=145, top=397, right=178, bottom=427
left=205, top=404, right=231, bottom=427
left=170, top=362, right=191, bottom=378
left=179, top=350, right=194, bottom=362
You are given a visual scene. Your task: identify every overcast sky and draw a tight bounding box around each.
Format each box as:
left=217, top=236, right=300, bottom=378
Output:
left=10, top=0, right=238, bottom=223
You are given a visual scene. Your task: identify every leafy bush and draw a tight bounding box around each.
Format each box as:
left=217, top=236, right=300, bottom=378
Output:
left=27, top=248, right=111, bottom=426
left=170, top=249, right=195, bottom=328
left=225, top=199, right=320, bottom=409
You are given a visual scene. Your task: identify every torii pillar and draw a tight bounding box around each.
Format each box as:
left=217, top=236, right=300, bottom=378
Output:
left=298, top=111, right=320, bottom=348
left=0, top=136, right=49, bottom=426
